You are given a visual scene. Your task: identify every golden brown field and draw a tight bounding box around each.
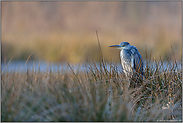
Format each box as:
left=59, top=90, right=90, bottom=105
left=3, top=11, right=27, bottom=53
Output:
left=2, top=2, right=181, bottom=63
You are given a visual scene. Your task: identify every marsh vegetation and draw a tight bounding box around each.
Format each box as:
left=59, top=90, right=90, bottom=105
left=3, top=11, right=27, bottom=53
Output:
left=1, top=46, right=182, bottom=122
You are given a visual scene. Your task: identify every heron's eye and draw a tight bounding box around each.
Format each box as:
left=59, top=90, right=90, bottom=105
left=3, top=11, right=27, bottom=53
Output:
left=121, top=44, right=125, bottom=47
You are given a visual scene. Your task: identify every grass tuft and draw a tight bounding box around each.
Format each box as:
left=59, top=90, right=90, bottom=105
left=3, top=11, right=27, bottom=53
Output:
left=1, top=41, right=182, bottom=122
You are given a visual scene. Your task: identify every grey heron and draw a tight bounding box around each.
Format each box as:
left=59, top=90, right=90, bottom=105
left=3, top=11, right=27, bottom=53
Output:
left=109, top=42, right=144, bottom=86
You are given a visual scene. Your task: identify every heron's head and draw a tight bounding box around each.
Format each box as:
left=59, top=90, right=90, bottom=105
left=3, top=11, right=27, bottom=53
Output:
left=109, top=42, right=131, bottom=50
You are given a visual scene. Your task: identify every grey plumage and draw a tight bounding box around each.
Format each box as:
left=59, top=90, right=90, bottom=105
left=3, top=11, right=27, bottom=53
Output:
left=109, top=42, right=143, bottom=78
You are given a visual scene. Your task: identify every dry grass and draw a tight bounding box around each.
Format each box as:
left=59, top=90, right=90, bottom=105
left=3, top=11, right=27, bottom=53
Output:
left=1, top=44, right=182, bottom=122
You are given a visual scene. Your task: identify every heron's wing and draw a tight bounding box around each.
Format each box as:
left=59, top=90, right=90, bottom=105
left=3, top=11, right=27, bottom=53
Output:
left=133, top=53, right=143, bottom=68
left=130, top=46, right=143, bottom=74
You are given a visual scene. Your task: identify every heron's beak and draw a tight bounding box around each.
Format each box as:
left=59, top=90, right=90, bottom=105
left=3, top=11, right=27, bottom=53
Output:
left=109, top=45, right=121, bottom=48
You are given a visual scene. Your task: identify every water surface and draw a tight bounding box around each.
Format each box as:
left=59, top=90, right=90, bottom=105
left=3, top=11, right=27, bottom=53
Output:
left=1, top=60, right=181, bottom=73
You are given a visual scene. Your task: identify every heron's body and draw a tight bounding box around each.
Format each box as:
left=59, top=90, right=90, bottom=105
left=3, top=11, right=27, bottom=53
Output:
left=109, top=42, right=143, bottom=78
left=120, top=45, right=143, bottom=76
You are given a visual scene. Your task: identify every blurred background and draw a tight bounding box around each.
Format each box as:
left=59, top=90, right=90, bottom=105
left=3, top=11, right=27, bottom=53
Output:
left=2, top=1, right=182, bottom=63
